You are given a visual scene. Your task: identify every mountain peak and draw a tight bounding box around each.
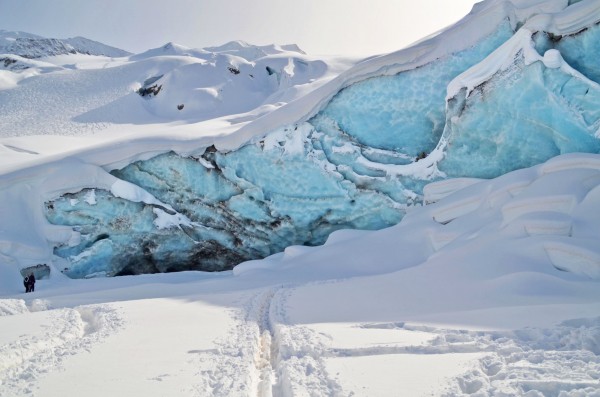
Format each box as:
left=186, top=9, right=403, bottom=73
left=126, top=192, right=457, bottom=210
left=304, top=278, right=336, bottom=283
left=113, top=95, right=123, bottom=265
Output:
left=0, top=30, right=131, bottom=58
left=204, top=40, right=305, bottom=61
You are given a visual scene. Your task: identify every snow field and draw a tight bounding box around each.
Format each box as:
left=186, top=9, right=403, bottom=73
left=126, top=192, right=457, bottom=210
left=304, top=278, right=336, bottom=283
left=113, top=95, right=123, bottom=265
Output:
left=0, top=300, right=121, bottom=396
left=324, top=351, right=484, bottom=396
left=35, top=298, right=235, bottom=397
left=282, top=281, right=600, bottom=396
left=0, top=42, right=351, bottom=144
left=185, top=281, right=600, bottom=397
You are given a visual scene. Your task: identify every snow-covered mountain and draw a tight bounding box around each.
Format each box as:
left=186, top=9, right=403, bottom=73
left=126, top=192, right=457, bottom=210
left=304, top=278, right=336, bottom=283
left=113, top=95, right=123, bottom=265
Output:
left=1, top=1, right=600, bottom=396
left=0, top=37, right=341, bottom=138
left=0, top=30, right=131, bottom=58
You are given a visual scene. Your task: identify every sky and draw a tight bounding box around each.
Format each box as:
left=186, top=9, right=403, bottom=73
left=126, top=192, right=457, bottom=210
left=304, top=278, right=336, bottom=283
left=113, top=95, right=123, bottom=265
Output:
left=0, top=0, right=480, bottom=57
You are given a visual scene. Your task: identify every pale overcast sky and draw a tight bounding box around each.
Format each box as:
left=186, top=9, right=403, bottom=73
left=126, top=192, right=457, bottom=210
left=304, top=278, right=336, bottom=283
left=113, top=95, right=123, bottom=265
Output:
left=0, top=0, right=480, bottom=56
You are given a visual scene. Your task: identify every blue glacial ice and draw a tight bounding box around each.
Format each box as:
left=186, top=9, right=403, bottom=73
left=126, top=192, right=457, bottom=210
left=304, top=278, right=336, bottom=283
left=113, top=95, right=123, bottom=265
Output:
left=45, top=15, right=600, bottom=278
left=440, top=59, right=600, bottom=178
left=440, top=23, right=600, bottom=178
left=314, top=21, right=514, bottom=159
left=533, top=22, right=600, bottom=84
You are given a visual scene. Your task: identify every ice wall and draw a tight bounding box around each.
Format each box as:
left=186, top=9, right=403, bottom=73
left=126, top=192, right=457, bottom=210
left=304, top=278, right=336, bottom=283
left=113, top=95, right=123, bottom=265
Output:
left=47, top=135, right=403, bottom=277
left=45, top=1, right=600, bottom=278
left=313, top=21, right=514, bottom=159
left=440, top=20, right=600, bottom=178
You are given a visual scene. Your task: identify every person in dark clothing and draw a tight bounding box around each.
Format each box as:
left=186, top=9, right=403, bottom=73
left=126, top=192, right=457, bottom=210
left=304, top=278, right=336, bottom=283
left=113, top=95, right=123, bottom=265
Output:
left=28, top=273, right=35, bottom=292
left=23, top=273, right=35, bottom=293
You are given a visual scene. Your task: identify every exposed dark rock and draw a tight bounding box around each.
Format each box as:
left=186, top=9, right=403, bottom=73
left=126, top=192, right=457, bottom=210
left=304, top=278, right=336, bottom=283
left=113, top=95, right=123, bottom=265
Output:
left=138, top=83, right=162, bottom=97
left=20, top=264, right=51, bottom=280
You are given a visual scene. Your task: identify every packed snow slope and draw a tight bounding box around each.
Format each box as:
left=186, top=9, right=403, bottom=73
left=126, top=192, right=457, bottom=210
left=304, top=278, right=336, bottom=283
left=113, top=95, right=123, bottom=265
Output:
left=0, top=0, right=600, bottom=278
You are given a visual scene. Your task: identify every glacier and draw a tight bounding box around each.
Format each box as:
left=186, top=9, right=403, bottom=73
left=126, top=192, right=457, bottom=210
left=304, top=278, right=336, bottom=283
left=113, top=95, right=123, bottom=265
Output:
left=37, top=0, right=600, bottom=278
left=44, top=20, right=515, bottom=277
left=2, top=2, right=600, bottom=396
left=0, top=0, right=599, bottom=278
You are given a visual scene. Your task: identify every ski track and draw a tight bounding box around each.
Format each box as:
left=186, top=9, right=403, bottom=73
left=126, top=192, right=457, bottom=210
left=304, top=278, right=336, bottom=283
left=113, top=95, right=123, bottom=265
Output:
left=190, top=286, right=343, bottom=397
left=186, top=284, right=600, bottom=396
left=190, top=290, right=270, bottom=397
left=2, top=292, right=600, bottom=396
left=0, top=299, right=123, bottom=397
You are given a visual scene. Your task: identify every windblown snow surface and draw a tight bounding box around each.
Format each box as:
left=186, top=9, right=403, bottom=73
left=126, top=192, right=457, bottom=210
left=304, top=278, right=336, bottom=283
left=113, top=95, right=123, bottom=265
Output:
left=1, top=0, right=600, bottom=396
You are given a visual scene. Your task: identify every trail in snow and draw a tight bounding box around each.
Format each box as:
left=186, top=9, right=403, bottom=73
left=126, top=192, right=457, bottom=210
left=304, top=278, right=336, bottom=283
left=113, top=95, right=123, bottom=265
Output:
left=191, top=286, right=343, bottom=397
left=299, top=319, right=600, bottom=396
left=253, top=288, right=277, bottom=397
left=191, top=289, right=273, bottom=397
left=193, top=287, right=285, bottom=397
left=435, top=319, right=600, bottom=396
left=196, top=285, right=600, bottom=396
left=0, top=299, right=122, bottom=396
left=248, top=286, right=345, bottom=397
left=269, top=287, right=344, bottom=397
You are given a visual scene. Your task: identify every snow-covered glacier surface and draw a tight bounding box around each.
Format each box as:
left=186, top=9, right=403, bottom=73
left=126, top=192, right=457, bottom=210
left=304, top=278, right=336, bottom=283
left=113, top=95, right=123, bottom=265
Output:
left=44, top=2, right=600, bottom=278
